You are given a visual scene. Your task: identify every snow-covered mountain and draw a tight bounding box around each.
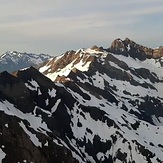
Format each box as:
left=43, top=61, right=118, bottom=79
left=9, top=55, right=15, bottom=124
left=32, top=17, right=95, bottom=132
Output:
left=0, top=51, right=52, bottom=72
left=0, top=38, right=163, bottom=162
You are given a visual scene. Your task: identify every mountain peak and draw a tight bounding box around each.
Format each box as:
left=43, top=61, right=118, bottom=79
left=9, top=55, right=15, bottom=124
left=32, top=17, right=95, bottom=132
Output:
left=110, top=37, right=137, bottom=51
left=39, top=46, right=109, bottom=82
left=108, top=37, right=163, bottom=60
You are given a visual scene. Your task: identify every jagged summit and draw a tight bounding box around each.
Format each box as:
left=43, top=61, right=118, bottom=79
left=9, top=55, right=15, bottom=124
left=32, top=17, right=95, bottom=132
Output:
left=108, top=37, right=163, bottom=60
left=39, top=46, right=108, bottom=82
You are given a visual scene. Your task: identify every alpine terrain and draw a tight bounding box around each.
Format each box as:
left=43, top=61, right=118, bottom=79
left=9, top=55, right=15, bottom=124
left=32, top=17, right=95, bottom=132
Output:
left=0, top=38, right=163, bottom=163
left=0, top=51, right=52, bottom=72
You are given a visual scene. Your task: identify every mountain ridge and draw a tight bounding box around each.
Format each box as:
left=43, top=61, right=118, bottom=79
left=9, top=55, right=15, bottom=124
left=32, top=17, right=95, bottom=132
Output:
left=0, top=51, right=52, bottom=73
left=39, top=38, right=163, bottom=83
left=0, top=38, right=163, bottom=162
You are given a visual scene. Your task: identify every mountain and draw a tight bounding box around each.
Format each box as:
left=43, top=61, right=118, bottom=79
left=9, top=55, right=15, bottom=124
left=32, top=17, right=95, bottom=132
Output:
left=0, top=38, right=163, bottom=162
left=0, top=51, right=52, bottom=72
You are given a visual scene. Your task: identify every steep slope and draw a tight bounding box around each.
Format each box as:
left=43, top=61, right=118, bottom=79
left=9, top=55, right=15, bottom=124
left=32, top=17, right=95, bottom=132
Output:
left=0, top=68, right=78, bottom=163
left=0, top=51, right=52, bottom=72
left=0, top=38, right=163, bottom=162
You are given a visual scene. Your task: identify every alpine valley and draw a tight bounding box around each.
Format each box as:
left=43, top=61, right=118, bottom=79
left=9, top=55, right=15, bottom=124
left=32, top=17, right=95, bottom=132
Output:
left=0, top=38, right=163, bottom=163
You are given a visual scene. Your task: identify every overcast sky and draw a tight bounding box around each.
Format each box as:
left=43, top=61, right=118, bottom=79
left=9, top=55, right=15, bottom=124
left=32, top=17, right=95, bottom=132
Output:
left=0, top=0, right=163, bottom=56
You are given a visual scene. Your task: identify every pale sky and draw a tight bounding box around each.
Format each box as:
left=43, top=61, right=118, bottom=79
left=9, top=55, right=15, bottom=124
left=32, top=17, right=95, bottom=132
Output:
left=0, top=0, right=163, bottom=56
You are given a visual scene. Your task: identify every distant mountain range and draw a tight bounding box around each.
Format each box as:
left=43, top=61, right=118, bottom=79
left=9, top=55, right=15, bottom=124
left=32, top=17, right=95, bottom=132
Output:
left=0, top=51, right=52, bottom=72
left=0, top=38, right=163, bottom=162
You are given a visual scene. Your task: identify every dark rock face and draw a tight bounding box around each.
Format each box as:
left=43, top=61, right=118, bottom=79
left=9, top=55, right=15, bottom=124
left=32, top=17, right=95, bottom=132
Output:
left=0, top=112, right=47, bottom=163
left=0, top=71, right=35, bottom=113
left=0, top=111, right=78, bottom=163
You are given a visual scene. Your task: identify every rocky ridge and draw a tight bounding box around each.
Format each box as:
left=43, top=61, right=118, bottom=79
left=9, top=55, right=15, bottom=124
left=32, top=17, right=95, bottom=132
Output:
left=108, top=38, right=163, bottom=60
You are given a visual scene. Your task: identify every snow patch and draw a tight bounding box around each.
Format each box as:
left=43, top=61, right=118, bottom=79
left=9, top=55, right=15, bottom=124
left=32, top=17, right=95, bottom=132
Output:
left=5, top=124, right=8, bottom=128
left=48, top=88, right=56, bottom=97
left=0, top=101, right=51, bottom=135
left=0, top=148, right=6, bottom=162
left=25, top=79, right=39, bottom=91
left=19, top=121, right=42, bottom=147
left=39, top=65, right=51, bottom=73
left=51, top=99, right=61, bottom=113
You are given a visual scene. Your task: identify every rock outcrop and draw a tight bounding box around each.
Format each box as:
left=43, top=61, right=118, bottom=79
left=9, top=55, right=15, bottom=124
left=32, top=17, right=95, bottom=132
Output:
left=108, top=38, right=163, bottom=60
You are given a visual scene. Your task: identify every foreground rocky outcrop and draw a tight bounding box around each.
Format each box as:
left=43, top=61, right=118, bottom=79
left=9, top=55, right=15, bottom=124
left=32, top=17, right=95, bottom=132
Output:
left=0, top=68, right=78, bottom=163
